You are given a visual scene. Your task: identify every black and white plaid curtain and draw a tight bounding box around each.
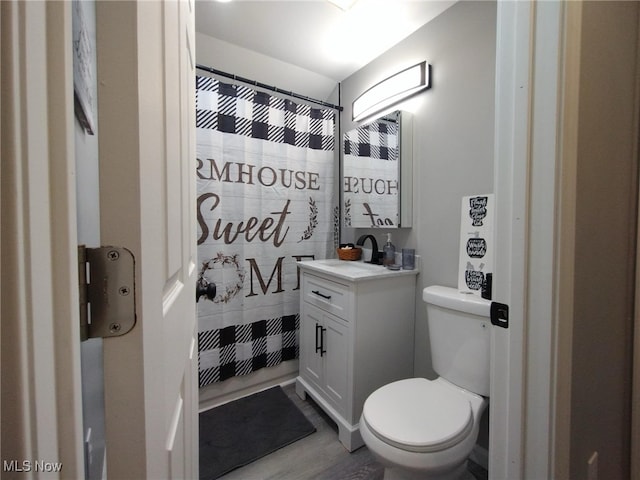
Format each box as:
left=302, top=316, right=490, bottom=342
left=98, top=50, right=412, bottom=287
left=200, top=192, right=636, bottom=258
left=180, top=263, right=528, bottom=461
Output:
left=195, top=75, right=338, bottom=387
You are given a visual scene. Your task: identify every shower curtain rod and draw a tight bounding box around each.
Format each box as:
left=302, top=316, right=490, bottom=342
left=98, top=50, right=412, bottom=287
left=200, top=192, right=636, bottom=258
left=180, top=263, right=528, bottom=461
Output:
left=196, top=64, right=343, bottom=112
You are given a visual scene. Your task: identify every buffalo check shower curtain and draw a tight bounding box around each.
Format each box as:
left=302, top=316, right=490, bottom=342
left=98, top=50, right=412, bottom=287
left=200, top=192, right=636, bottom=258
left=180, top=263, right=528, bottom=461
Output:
left=195, top=75, right=338, bottom=387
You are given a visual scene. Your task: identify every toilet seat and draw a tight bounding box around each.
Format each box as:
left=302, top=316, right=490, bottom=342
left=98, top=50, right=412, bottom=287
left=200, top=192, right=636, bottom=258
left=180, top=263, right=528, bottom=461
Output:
left=361, top=378, right=473, bottom=453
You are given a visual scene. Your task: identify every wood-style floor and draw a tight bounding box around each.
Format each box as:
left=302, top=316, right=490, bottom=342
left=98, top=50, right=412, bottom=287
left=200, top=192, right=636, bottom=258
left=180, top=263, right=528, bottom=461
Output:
left=218, top=383, right=384, bottom=480
left=217, top=382, right=488, bottom=480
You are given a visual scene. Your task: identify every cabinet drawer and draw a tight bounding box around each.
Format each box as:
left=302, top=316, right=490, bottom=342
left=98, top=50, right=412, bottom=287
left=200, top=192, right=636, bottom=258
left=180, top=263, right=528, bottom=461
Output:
left=302, top=273, right=350, bottom=319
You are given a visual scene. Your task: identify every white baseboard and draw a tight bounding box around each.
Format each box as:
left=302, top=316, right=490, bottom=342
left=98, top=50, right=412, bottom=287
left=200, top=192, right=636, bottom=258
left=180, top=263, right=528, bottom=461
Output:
left=199, top=362, right=298, bottom=413
left=101, top=448, right=107, bottom=480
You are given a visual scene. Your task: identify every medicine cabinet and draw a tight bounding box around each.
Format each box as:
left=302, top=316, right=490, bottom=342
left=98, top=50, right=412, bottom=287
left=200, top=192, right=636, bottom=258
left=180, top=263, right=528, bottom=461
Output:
left=342, top=110, right=413, bottom=228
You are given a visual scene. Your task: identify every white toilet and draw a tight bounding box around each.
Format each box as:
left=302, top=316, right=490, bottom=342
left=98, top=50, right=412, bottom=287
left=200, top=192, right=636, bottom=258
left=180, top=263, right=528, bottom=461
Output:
left=360, top=286, right=491, bottom=480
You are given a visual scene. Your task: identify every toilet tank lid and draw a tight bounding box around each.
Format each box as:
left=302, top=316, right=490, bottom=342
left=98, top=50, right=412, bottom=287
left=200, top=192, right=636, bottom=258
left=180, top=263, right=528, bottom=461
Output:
left=423, top=286, right=491, bottom=317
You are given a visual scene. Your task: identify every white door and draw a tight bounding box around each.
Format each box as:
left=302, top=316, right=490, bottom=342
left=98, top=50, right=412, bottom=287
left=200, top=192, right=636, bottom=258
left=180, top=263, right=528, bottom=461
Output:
left=322, top=314, right=348, bottom=411
left=300, top=305, right=324, bottom=389
left=1, top=0, right=198, bottom=477
left=95, top=1, right=198, bottom=478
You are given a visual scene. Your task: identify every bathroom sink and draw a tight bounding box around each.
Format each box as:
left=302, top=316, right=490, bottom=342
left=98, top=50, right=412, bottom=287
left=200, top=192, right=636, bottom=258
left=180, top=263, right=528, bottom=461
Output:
left=317, top=259, right=381, bottom=269
left=298, top=258, right=417, bottom=282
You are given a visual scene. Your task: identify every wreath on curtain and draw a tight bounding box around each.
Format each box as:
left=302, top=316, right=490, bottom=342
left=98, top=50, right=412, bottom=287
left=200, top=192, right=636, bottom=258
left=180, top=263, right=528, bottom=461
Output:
left=198, top=252, right=245, bottom=304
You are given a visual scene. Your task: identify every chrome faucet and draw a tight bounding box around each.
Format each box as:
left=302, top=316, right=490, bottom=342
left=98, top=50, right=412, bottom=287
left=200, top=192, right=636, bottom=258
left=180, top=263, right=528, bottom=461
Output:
left=356, top=234, right=383, bottom=265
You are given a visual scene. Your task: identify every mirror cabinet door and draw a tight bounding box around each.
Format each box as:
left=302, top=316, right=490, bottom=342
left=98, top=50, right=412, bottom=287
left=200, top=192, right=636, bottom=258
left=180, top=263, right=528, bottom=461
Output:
left=342, top=110, right=412, bottom=228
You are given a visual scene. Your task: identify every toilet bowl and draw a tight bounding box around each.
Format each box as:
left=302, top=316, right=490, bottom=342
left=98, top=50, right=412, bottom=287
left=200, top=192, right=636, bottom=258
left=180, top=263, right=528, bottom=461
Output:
left=360, top=377, right=487, bottom=480
left=359, top=286, right=491, bottom=480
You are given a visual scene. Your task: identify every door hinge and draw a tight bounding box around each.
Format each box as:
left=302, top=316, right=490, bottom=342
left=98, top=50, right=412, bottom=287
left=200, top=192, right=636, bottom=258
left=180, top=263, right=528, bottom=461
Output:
left=78, top=245, right=137, bottom=341
left=490, top=301, right=509, bottom=329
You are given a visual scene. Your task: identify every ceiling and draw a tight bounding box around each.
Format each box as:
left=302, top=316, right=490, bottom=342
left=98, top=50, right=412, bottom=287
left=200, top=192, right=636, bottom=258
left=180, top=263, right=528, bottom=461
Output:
left=194, top=0, right=456, bottom=82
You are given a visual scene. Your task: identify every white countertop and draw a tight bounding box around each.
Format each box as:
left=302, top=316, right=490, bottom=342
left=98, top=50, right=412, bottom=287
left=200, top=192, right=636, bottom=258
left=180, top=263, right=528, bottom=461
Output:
left=298, top=258, right=419, bottom=282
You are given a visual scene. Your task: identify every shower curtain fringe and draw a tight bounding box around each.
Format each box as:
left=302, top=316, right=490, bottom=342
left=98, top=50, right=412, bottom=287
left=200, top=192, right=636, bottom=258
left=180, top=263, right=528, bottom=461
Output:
left=196, top=63, right=343, bottom=112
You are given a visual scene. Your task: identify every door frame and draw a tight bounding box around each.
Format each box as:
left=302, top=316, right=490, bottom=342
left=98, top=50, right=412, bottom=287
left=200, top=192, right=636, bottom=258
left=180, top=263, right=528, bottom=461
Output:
left=494, top=1, right=639, bottom=477
left=1, top=1, right=84, bottom=477
left=492, top=1, right=570, bottom=478
left=491, top=1, right=534, bottom=476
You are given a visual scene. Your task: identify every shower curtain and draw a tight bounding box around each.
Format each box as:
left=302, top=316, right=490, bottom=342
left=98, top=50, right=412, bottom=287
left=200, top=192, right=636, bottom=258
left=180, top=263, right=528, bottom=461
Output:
left=196, top=75, right=338, bottom=388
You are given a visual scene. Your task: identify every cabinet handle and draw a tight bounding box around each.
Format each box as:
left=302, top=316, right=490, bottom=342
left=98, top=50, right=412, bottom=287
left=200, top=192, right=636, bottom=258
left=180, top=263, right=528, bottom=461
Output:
left=315, top=323, right=322, bottom=353
left=312, top=290, right=331, bottom=300
left=320, top=326, right=327, bottom=357
left=315, top=324, right=327, bottom=357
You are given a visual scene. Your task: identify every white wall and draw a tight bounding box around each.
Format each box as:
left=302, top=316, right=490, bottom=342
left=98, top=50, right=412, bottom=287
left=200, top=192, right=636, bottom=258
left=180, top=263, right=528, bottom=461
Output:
left=196, top=32, right=339, bottom=105
left=340, top=1, right=497, bottom=379
left=568, top=2, right=638, bottom=477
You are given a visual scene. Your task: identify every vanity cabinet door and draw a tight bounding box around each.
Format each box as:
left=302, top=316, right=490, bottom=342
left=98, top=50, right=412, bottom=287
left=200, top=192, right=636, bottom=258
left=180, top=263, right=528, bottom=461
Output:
left=300, top=302, right=348, bottom=415
left=299, top=303, right=324, bottom=390
left=322, top=313, right=348, bottom=414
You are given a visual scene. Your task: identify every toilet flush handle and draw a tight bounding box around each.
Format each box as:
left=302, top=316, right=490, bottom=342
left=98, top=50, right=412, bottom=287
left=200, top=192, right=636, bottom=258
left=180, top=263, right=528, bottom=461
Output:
left=490, top=301, right=509, bottom=329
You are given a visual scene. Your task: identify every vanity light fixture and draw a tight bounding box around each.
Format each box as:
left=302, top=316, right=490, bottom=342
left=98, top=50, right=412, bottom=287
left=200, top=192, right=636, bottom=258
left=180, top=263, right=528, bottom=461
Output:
left=327, top=0, right=358, bottom=10
left=352, top=61, right=431, bottom=122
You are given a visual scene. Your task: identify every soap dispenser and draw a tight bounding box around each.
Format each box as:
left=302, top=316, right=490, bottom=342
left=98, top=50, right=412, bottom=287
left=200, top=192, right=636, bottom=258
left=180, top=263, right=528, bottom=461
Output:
left=383, top=233, right=396, bottom=267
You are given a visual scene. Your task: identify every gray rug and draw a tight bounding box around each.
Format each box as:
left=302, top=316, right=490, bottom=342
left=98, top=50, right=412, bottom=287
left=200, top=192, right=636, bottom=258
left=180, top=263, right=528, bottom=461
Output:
left=199, top=386, right=316, bottom=479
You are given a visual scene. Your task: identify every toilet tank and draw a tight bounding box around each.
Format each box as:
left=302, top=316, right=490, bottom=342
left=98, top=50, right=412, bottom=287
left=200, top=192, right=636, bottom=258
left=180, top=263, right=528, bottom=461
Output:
left=423, top=286, right=491, bottom=397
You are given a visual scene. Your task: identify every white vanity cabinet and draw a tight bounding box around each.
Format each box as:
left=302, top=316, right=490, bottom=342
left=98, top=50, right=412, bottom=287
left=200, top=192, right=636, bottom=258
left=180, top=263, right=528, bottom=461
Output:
left=295, top=259, right=418, bottom=451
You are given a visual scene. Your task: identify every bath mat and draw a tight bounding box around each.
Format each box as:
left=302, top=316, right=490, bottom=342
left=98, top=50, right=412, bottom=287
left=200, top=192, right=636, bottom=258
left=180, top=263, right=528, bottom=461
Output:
left=199, top=386, right=316, bottom=479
